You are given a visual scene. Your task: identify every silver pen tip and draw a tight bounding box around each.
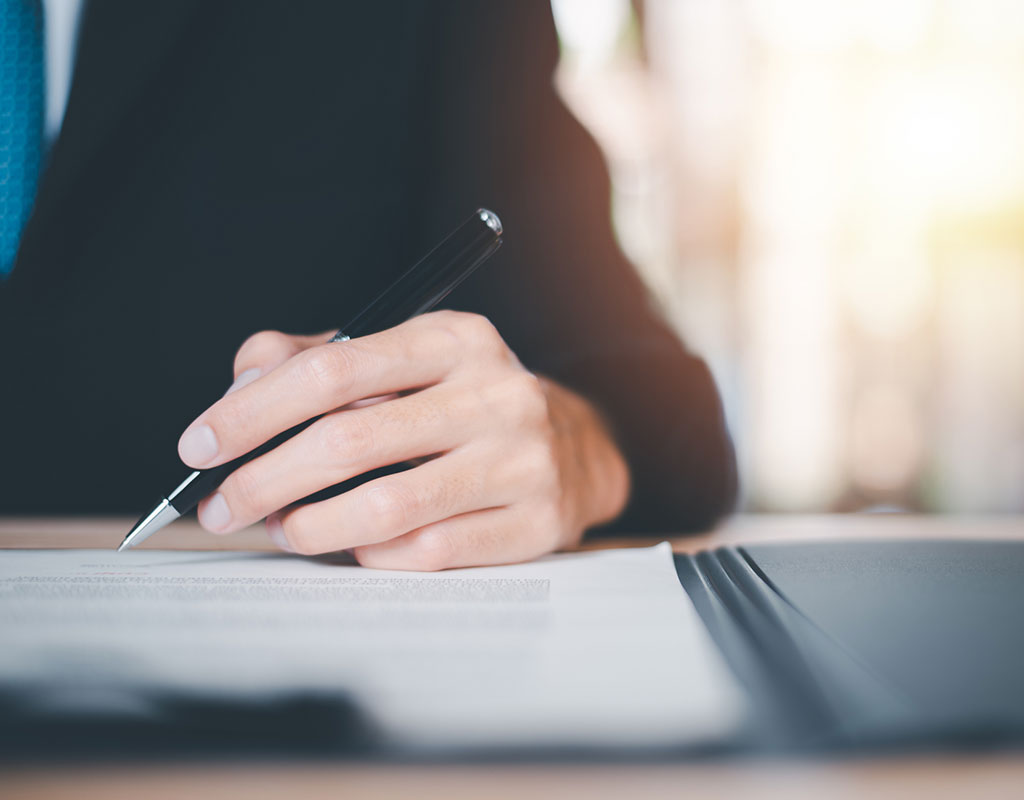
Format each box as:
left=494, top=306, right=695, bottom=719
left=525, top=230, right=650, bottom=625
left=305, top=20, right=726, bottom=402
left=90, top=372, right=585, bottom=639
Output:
left=117, top=498, right=180, bottom=551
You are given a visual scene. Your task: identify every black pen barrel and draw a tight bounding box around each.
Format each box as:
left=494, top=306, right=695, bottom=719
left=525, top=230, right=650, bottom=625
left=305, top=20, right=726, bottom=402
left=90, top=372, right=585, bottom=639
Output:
left=340, top=208, right=503, bottom=339
left=162, top=209, right=502, bottom=517
left=167, top=420, right=316, bottom=513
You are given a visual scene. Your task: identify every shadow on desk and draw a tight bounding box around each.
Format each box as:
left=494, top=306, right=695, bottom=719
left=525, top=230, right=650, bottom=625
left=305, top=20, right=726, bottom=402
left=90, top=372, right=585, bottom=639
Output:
left=0, top=689, right=380, bottom=764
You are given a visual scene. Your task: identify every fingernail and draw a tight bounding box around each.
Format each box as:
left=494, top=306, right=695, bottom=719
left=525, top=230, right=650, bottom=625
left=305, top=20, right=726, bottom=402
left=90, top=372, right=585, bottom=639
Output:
left=267, top=516, right=294, bottom=553
left=225, top=367, right=261, bottom=396
left=179, top=422, right=219, bottom=466
left=200, top=493, right=232, bottom=532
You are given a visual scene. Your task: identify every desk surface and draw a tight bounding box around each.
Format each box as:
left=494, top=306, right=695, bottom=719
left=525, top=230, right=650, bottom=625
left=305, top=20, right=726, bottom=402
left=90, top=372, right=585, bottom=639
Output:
left=2, top=514, right=1023, bottom=799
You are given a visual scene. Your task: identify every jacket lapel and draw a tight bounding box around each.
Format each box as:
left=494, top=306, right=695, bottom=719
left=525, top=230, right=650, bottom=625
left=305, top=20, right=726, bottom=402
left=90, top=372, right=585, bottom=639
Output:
left=19, top=0, right=202, bottom=257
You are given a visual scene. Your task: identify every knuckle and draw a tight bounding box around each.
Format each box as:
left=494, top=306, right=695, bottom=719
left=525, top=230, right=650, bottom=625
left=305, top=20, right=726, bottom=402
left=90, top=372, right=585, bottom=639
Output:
left=418, top=311, right=463, bottom=351
left=363, top=483, right=419, bottom=537
left=320, top=412, right=375, bottom=464
left=281, top=513, right=319, bottom=556
left=301, top=345, right=356, bottom=396
left=507, top=372, right=547, bottom=423
left=406, top=528, right=457, bottom=572
left=445, top=312, right=502, bottom=350
left=494, top=372, right=547, bottom=428
left=469, top=316, right=503, bottom=353
left=419, top=309, right=460, bottom=327
left=424, top=309, right=464, bottom=330
left=234, top=330, right=292, bottom=372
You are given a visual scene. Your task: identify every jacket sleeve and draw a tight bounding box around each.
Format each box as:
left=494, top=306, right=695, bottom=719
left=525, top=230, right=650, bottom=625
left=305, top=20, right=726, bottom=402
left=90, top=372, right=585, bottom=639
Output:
left=408, top=0, right=738, bottom=533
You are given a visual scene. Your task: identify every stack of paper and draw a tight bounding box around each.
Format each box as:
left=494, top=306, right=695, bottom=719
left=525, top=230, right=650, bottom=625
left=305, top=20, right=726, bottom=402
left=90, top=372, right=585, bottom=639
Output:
left=0, top=543, right=745, bottom=750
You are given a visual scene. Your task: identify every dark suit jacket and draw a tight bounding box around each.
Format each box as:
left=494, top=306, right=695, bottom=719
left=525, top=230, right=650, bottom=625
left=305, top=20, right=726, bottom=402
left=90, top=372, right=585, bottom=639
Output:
left=0, top=1, right=737, bottom=532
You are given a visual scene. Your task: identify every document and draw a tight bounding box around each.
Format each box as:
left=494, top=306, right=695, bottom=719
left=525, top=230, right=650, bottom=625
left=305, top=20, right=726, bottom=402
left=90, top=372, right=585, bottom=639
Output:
left=0, top=543, right=746, bottom=750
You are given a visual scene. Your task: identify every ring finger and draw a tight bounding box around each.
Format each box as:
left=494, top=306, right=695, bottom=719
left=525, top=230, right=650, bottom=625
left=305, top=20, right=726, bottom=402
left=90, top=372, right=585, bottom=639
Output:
left=267, top=447, right=511, bottom=555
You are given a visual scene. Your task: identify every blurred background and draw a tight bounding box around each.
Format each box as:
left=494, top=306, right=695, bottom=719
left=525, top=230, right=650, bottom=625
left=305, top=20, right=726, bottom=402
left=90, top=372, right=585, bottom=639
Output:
left=551, top=0, right=1024, bottom=513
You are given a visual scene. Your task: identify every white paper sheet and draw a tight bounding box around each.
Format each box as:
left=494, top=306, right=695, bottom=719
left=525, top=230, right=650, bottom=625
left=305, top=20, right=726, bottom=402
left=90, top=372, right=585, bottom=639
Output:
left=0, top=543, right=746, bottom=749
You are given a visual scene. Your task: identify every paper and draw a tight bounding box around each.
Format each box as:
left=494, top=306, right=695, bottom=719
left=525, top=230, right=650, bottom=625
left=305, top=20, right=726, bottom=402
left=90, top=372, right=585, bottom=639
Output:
left=0, top=543, right=746, bottom=749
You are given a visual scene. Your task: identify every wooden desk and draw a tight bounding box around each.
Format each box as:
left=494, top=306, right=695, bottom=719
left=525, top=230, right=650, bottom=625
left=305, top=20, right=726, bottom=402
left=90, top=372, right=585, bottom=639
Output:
left=2, top=515, right=1023, bottom=799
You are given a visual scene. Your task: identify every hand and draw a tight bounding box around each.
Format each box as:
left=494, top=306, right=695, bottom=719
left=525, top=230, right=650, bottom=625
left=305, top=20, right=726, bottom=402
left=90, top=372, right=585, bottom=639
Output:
left=177, top=311, right=630, bottom=570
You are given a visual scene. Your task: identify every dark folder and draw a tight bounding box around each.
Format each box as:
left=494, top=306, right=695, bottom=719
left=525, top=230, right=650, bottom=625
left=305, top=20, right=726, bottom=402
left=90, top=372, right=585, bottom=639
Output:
left=675, top=539, right=1024, bottom=751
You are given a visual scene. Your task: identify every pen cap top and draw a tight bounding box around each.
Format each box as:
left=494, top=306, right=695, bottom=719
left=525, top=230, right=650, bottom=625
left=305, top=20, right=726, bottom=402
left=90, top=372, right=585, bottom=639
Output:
left=478, top=208, right=502, bottom=236
left=339, top=207, right=503, bottom=339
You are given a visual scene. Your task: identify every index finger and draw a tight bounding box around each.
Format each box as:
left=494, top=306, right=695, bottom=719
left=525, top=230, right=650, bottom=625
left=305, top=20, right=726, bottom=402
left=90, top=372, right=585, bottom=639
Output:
left=177, top=314, right=465, bottom=469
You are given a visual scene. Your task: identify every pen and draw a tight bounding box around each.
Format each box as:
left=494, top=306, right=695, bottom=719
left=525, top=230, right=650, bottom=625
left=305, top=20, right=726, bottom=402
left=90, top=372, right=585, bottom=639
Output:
left=118, top=208, right=503, bottom=551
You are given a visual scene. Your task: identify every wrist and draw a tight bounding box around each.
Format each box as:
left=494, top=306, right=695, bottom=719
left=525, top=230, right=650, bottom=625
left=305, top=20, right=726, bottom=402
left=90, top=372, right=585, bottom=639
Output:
left=539, top=377, right=631, bottom=542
